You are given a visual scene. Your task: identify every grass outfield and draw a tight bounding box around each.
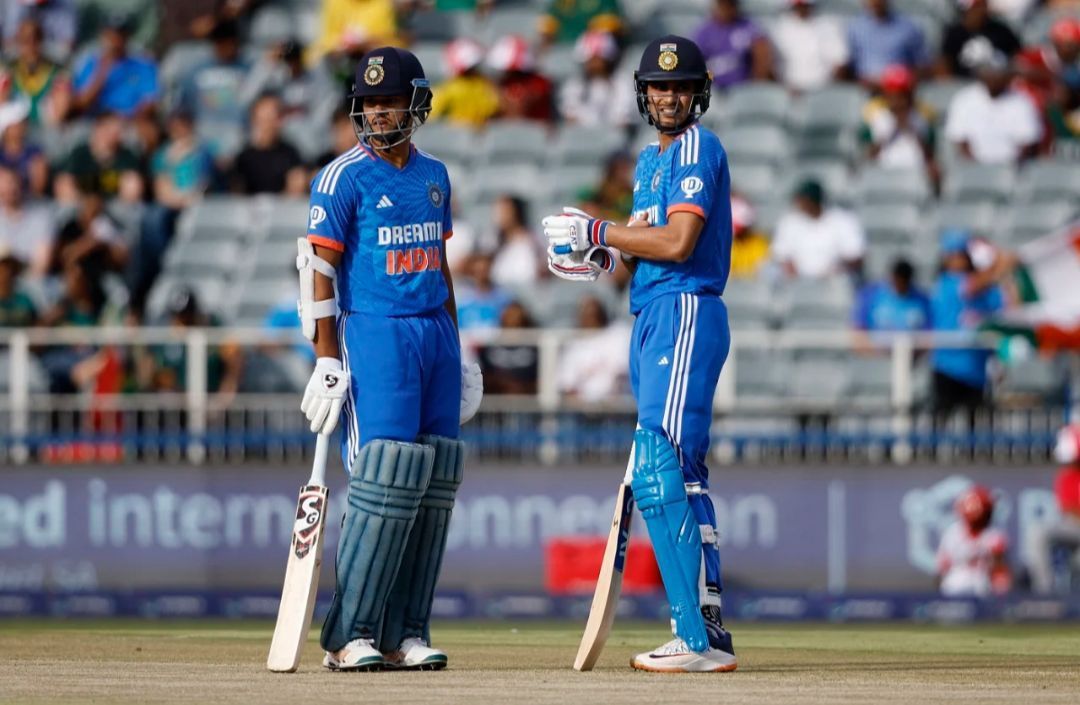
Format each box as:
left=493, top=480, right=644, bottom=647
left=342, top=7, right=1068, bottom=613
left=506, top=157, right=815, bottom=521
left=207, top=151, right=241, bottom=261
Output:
left=1, top=620, right=1079, bottom=704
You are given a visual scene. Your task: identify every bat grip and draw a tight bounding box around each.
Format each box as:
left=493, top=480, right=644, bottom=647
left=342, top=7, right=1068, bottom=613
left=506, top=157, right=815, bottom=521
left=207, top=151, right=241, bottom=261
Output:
left=308, top=433, right=330, bottom=486
left=553, top=244, right=572, bottom=255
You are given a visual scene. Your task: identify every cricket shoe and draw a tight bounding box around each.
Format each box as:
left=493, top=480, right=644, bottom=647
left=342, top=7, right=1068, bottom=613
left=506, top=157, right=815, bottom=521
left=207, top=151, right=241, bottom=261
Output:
left=630, top=637, right=738, bottom=673
left=383, top=637, right=448, bottom=671
left=323, top=638, right=386, bottom=671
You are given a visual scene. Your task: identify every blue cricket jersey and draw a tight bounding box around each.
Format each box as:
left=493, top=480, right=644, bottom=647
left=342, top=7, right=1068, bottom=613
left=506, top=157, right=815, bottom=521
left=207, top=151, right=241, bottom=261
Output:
left=629, top=122, right=732, bottom=314
left=306, top=143, right=453, bottom=317
left=930, top=272, right=1004, bottom=389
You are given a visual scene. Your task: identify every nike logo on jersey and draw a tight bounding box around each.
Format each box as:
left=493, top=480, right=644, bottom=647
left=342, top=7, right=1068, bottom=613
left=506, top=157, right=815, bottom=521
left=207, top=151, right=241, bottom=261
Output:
left=376, top=195, right=394, bottom=208
left=658, top=356, right=670, bottom=366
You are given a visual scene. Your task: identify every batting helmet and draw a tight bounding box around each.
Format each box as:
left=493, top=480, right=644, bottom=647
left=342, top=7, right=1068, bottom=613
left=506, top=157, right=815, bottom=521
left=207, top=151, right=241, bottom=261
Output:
left=634, top=35, right=712, bottom=134
left=348, top=46, right=432, bottom=149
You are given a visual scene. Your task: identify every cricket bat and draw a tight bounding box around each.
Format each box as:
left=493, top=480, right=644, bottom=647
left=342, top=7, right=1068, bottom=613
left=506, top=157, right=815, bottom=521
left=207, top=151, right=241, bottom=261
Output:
left=573, top=481, right=634, bottom=671
left=267, top=433, right=331, bottom=673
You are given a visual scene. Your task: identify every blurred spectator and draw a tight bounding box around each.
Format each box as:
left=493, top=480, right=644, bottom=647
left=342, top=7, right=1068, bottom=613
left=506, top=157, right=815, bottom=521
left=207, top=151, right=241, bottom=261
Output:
left=0, top=101, right=48, bottom=196
left=54, top=112, right=144, bottom=205
left=0, top=19, right=71, bottom=126
left=1045, top=17, right=1080, bottom=77
left=558, top=296, right=630, bottom=402
left=929, top=231, right=1013, bottom=432
left=457, top=251, right=512, bottom=333
left=1027, top=423, right=1080, bottom=594
left=315, top=107, right=360, bottom=168
left=728, top=194, right=770, bottom=280
left=38, top=260, right=109, bottom=393
left=264, top=276, right=314, bottom=363
left=136, top=287, right=243, bottom=405
left=77, top=0, right=159, bottom=52
left=936, top=485, right=1011, bottom=597
left=477, top=300, right=538, bottom=395
left=490, top=195, right=541, bottom=287
left=939, top=0, right=1022, bottom=78
left=50, top=193, right=129, bottom=280
left=577, top=151, right=634, bottom=223
left=538, top=0, right=623, bottom=46
left=558, top=31, right=633, bottom=128
left=179, top=19, right=249, bottom=129
left=989, top=0, right=1035, bottom=25
left=0, top=244, right=36, bottom=327
left=944, top=50, right=1042, bottom=164
left=858, top=64, right=940, bottom=190
left=1047, top=67, right=1080, bottom=159
left=0, top=164, right=53, bottom=275
left=230, top=93, right=306, bottom=196
left=488, top=35, right=556, bottom=123
left=845, top=0, right=929, bottom=85
left=693, top=0, right=772, bottom=91
left=429, top=38, right=499, bottom=128
left=3, top=0, right=75, bottom=60
left=242, top=40, right=334, bottom=124
left=770, top=0, right=848, bottom=93
left=433, top=0, right=493, bottom=11
left=187, top=0, right=259, bottom=41
left=853, top=258, right=931, bottom=332
left=71, top=15, right=158, bottom=118
left=444, top=197, right=478, bottom=275
left=772, top=179, right=865, bottom=280
left=312, top=0, right=398, bottom=60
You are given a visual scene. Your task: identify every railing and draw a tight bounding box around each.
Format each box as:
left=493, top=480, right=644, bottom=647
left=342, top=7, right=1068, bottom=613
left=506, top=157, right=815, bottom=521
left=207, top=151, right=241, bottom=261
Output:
left=0, top=326, right=1075, bottom=465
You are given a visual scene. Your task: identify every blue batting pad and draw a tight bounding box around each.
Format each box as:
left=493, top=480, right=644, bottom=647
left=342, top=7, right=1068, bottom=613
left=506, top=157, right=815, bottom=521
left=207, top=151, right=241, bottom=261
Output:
left=630, top=427, right=708, bottom=653
left=320, top=439, right=434, bottom=652
left=378, top=435, right=465, bottom=651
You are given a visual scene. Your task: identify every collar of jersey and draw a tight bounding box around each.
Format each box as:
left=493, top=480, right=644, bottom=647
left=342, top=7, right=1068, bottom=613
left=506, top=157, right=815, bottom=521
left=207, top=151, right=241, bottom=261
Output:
left=358, top=141, right=418, bottom=172
left=656, top=119, right=699, bottom=155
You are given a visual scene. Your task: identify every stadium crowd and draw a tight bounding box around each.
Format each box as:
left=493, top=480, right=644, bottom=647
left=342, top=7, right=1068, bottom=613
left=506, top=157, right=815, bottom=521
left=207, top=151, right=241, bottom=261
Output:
left=0, top=0, right=1076, bottom=415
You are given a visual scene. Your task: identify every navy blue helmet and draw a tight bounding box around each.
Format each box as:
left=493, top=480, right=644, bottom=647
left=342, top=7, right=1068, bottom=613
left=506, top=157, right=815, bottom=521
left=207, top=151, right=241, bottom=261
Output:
left=349, top=46, right=432, bottom=148
left=634, top=35, right=712, bottom=133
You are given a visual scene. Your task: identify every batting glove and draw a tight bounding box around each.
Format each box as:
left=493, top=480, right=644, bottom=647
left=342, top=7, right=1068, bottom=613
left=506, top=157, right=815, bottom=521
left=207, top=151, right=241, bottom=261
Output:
left=542, top=206, right=613, bottom=254
left=301, top=357, right=349, bottom=435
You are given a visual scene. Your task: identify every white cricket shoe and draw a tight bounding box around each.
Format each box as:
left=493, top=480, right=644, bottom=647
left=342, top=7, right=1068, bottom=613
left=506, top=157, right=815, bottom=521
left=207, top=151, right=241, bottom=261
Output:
left=322, top=638, right=386, bottom=671
left=383, top=637, right=448, bottom=671
left=630, top=637, right=738, bottom=673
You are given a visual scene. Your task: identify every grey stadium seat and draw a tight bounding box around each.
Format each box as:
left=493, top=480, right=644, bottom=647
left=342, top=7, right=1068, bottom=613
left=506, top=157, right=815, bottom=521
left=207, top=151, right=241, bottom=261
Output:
left=856, top=167, right=931, bottom=206
left=249, top=5, right=293, bottom=47
left=164, top=239, right=243, bottom=280
left=943, top=163, right=1015, bottom=204
left=480, top=121, right=549, bottom=165
left=781, top=277, right=854, bottom=322
left=145, top=275, right=230, bottom=321
left=721, top=124, right=790, bottom=167
left=725, top=277, right=778, bottom=329
left=998, top=201, right=1077, bottom=246
left=176, top=197, right=253, bottom=244
left=252, top=240, right=301, bottom=280
left=996, top=358, right=1068, bottom=399
left=918, top=79, right=968, bottom=121
left=734, top=350, right=792, bottom=401
left=787, top=158, right=853, bottom=204
left=847, top=354, right=894, bottom=405
left=1015, top=160, right=1080, bottom=204
left=539, top=44, right=578, bottom=85
left=725, top=82, right=790, bottom=128
left=731, top=162, right=778, bottom=205
left=544, top=164, right=604, bottom=202
left=471, top=164, right=542, bottom=203
left=933, top=201, right=998, bottom=239
left=405, top=10, right=466, bottom=41
left=550, top=125, right=628, bottom=166
left=159, top=41, right=213, bottom=97
left=232, top=279, right=292, bottom=326
left=637, top=9, right=702, bottom=40
left=797, top=84, right=868, bottom=132
left=476, top=8, right=545, bottom=44
left=412, top=42, right=449, bottom=85
left=790, top=358, right=852, bottom=404
left=857, top=202, right=923, bottom=247
left=413, top=123, right=479, bottom=167
left=264, top=198, right=310, bottom=242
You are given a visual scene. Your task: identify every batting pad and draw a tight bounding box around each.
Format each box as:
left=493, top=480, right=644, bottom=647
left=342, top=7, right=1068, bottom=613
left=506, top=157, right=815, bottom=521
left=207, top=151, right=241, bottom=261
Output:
left=630, top=428, right=709, bottom=653
left=320, top=439, right=435, bottom=653
left=378, top=435, right=465, bottom=652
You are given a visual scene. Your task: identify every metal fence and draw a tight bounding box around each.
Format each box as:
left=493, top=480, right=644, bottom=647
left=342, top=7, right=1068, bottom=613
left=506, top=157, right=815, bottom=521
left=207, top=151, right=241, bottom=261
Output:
left=0, top=327, right=1075, bottom=465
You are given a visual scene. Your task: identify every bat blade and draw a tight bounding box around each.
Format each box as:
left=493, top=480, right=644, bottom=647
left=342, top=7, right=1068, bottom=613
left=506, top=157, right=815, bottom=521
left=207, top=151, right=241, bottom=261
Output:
left=573, top=483, right=634, bottom=672
left=266, top=482, right=329, bottom=672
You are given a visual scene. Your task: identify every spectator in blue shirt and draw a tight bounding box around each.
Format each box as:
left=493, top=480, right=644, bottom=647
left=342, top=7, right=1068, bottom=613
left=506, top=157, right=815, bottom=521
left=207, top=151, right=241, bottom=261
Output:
left=846, top=0, right=928, bottom=85
left=855, top=258, right=931, bottom=332
left=456, top=251, right=512, bottom=333
left=71, top=15, right=158, bottom=118
left=930, top=230, right=1014, bottom=433
left=179, top=19, right=249, bottom=129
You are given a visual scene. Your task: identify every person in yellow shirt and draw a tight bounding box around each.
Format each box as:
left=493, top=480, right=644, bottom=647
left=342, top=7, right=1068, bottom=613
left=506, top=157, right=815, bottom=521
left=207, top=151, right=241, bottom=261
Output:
left=729, top=194, right=770, bottom=279
left=429, top=38, right=499, bottom=128
left=312, top=0, right=398, bottom=60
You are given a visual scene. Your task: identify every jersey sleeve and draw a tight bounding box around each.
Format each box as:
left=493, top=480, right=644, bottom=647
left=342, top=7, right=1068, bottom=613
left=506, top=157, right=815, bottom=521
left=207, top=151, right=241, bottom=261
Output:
left=666, top=128, right=725, bottom=221
left=442, top=177, right=454, bottom=241
left=306, top=166, right=357, bottom=253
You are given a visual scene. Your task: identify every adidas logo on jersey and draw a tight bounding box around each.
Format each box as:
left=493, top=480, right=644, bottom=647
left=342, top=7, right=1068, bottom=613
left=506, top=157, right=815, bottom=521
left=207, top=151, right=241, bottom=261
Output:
left=376, top=195, right=394, bottom=209
left=658, top=356, right=670, bottom=366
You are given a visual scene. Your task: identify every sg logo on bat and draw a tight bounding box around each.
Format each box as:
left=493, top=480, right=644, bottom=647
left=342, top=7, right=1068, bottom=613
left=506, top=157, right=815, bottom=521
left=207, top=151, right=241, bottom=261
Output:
left=292, top=488, right=325, bottom=559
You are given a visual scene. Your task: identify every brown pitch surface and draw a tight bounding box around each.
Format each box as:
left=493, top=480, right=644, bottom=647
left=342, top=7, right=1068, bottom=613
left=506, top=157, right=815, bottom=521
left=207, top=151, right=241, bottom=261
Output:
left=2, top=620, right=1079, bottom=704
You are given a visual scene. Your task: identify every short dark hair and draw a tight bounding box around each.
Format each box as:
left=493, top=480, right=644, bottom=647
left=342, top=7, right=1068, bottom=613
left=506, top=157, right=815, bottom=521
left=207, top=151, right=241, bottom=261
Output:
left=891, top=258, right=914, bottom=282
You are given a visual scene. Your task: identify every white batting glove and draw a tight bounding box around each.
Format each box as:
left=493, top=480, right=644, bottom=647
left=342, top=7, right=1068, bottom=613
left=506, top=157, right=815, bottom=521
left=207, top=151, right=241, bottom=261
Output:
left=301, top=357, right=349, bottom=435
left=542, top=206, right=613, bottom=254
left=460, top=361, right=483, bottom=425
left=547, top=244, right=617, bottom=282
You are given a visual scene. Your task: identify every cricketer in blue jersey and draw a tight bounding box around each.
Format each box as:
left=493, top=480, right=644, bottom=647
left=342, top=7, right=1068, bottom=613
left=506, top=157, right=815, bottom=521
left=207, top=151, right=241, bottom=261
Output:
left=543, top=35, right=736, bottom=673
left=295, top=47, right=483, bottom=673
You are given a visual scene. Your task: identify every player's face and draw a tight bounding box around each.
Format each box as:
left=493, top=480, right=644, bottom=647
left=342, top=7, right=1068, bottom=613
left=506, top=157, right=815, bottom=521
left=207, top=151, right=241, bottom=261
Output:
left=645, top=80, right=696, bottom=130
left=363, top=94, right=412, bottom=145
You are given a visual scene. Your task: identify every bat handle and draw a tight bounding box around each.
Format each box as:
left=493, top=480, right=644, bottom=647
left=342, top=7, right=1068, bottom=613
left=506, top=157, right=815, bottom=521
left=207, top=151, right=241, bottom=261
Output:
left=309, top=434, right=330, bottom=486
left=553, top=244, right=572, bottom=255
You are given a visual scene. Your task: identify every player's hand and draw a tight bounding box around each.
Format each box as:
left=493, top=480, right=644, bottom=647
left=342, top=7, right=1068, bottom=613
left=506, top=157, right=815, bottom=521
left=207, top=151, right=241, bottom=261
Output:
left=301, top=357, right=349, bottom=435
left=547, top=244, right=616, bottom=282
left=460, top=361, right=483, bottom=425
left=542, top=206, right=613, bottom=254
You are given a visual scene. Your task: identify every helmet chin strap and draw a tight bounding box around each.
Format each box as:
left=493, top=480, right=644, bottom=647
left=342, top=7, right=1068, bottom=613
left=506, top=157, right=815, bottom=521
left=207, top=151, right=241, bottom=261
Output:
left=647, top=97, right=694, bottom=135
left=349, top=98, right=417, bottom=150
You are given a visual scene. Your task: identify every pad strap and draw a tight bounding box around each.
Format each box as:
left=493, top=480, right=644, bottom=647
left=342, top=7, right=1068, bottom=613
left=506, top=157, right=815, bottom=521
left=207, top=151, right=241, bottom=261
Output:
left=297, top=238, right=340, bottom=341
left=320, top=439, right=435, bottom=652
left=378, top=435, right=465, bottom=651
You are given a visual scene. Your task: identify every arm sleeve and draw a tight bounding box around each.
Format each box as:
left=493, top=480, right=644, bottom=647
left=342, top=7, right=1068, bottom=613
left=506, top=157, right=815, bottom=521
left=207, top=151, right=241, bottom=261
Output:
left=306, top=171, right=356, bottom=253
left=665, top=132, right=724, bottom=221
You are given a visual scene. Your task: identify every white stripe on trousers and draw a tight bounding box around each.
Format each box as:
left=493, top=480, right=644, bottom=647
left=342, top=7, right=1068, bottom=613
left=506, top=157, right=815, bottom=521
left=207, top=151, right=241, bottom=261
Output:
left=661, top=293, right=697, bottom=467
left=337, top=312, right=360, bottom=469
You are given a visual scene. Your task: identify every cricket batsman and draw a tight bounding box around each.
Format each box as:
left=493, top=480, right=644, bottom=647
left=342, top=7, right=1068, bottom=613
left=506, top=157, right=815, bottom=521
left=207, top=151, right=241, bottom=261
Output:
left=543, top=35, right=736, bottom=672
left=296, top=46, right=483, bottom=671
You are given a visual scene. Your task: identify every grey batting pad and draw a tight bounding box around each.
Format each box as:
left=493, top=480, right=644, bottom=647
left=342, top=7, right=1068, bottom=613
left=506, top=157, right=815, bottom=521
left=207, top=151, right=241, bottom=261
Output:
left=378, top=435, right=465, bottom=651
left=320, top=439, right=435, bottom=653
